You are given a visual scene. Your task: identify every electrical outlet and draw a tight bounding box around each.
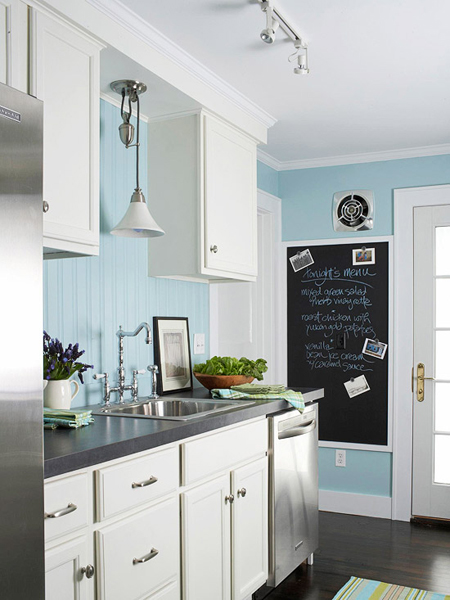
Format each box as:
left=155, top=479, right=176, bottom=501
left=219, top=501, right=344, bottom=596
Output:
left=335, top=449, right=346, bottom=467
left=194, top=333, right=205, bottom=355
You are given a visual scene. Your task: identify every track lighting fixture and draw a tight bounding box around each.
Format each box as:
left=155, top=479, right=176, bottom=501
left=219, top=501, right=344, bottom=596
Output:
left=260, top=1, right=279, bottom=44
left=289, top=42, right=309, bottom=75
left=258, top=0, right=309, bottom=74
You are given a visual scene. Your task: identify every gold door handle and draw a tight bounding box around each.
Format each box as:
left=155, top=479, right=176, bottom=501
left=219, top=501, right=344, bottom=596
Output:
left=416, top=363, right=435, bottom=402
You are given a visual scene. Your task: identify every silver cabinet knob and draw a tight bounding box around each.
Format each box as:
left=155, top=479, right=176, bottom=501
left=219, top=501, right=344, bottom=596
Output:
left=237, top=488, right=247, bottom=498
left=225, top=494, right=234, bottom=504
left=43, top=200, right=49, bottom=213
left=81, top=564, right=95, bottom=579
left=210, top=245, right=218, bottom=253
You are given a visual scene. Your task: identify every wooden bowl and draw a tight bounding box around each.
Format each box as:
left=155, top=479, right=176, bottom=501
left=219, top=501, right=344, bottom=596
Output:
left=193, top=373, right=254, bottom=391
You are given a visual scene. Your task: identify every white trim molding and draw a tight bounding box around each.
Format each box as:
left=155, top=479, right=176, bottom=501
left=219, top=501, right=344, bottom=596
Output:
left=88, top=0, right=277, bottom=131
left=319, top=490, right=392, bottom=519
left=258, top=144, right=450, bottom=171
left=392, top=184, right=450, bottom=522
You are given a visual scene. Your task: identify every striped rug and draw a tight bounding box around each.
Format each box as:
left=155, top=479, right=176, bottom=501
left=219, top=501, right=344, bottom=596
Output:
left=333, top=577, right=450, bottom=600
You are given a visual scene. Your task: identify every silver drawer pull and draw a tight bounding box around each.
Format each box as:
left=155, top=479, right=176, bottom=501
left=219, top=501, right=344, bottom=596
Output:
left=210, top=244, right=218, bottom=253
left=44, top=502, right=77, bottom=519
left=133, top=547, right=159, bottom=564
left=131, top=475, right=158, bottom=489
left=237, top=488, right=247, bottom=498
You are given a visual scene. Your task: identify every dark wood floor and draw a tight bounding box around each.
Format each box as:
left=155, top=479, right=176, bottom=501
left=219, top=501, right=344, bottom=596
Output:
left=258, top=511, right=450, bottom=600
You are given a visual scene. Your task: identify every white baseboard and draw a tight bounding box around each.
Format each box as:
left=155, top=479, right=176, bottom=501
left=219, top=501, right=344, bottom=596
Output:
left=319, top=490, right=392, bottom=519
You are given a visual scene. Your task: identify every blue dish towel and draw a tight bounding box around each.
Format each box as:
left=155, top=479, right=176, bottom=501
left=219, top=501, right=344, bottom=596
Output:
left=211, top=388, right=304, bottom=412
left=43, top=408, right=94, bottom=429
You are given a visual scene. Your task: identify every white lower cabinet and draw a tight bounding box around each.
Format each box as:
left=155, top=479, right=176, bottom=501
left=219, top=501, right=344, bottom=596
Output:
left=45, top=536, right=92, bottom=600
left=44, top=418, right=269, bottom=600
left=182, top=455, right=268, bottom=600
left=182, top=474, right=231, bottom=600
left=96, top=497, right=179, bottom=600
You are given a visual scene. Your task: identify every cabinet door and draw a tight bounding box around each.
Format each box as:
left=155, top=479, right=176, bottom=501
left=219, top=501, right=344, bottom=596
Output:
left=30, top=8, right=100, bottom=256
left=0, top=0, right=27, bottom=90
left=231, top=457, right=268, bottom=600
left=204, top=115, right=257, bottom=278
left=96, top=497, right=179, bottom=600
left=45, top=536, right=92, bottom=600
left=182, top=474, right=231, bottom=600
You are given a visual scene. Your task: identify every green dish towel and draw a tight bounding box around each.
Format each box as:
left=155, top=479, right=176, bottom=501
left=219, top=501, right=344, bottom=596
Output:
left=43, top=408, right=94, bottom=429
left=230, top=383, right=286, bottom=395
left=211, top=388, right=304, bottom=412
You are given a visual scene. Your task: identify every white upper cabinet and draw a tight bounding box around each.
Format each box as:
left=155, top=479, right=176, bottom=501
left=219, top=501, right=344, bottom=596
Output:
left=0, top=0, right=27, bottom=91
left=148, top=111, right=258, bottom=282
left=29, top=5, right=102, bottom=257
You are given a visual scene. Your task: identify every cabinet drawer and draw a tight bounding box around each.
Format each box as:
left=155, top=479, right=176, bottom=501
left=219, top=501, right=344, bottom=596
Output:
left=44, top=472, right=89, bottom=542
left=96, top=446, right=178, bottom=521
left=182, top=419, right=267, bottom=485
left=96, top=497, right=179, bottom=600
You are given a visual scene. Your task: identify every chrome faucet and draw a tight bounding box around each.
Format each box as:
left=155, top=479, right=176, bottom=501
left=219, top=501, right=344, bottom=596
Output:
left=94, top=322, right=152, bottom=408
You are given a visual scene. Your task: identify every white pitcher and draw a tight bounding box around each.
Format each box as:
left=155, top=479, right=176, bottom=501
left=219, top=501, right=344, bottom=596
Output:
left=44, top=379, right=79, bottom=410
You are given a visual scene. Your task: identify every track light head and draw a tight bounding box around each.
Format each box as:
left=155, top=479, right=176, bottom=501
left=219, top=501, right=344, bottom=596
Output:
left=293, top=52, right=309, bottom=75
left=260, top=20, right=279, bottom=44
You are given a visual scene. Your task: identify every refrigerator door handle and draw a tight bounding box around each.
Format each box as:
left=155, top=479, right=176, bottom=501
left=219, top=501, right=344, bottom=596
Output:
left=278, top=419, right=316, bottom=440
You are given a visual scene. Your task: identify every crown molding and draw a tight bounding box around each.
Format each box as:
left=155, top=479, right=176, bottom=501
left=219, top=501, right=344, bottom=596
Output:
left=257, top=149, right=283, bottom=171
left=87, top=0, right=277, bottom=131
left=258, top=143, right=450, bottom=171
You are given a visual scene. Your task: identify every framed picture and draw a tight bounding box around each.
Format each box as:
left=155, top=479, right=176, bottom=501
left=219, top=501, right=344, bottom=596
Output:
left=153, top=317, right=193, bottom=395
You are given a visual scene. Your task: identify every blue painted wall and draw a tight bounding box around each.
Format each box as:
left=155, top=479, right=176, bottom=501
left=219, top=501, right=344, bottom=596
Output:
left=43, top=101, right=209, bottom=407
left=279, top=155, right=450, bottom=241
left=257, top=161, right=279, bottom=197
left=258, top=154, right=450, bottom=498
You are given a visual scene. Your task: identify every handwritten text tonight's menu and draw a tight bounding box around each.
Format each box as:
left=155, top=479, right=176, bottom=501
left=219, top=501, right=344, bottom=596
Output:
left=300, top=265, right=378, bottom=373
left=287, top=242, right=389, bottom=445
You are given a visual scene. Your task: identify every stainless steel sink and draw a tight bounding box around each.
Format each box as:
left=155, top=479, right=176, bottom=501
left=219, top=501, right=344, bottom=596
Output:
left=92, top=398, right=254, bottom=421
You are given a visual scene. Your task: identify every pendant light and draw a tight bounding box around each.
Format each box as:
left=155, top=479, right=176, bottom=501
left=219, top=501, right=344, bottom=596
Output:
left=110, top=80, right=165, bottom=238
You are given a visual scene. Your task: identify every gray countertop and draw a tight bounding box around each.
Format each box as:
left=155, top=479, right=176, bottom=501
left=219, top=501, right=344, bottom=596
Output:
left=44, top=387, right=323, bottom=478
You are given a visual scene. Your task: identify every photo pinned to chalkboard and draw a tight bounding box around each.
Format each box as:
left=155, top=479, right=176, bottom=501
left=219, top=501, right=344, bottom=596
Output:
left=362, top=338, right=387, bottom=360
left=344, top=374, right=370, bottom=398
left=289, top=248, right=314, bottom=272
left=352, top=247, right=375, bottom=265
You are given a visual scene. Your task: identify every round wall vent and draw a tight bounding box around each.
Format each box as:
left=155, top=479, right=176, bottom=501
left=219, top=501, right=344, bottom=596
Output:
left=333, top=190, right=374, bottom=232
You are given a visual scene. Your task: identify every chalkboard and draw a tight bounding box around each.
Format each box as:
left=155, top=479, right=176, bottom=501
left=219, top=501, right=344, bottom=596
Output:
left=287, top=242, right=389, bottom=446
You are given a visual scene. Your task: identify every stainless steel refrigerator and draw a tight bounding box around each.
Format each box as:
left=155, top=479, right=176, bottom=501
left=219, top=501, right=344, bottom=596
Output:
left=0, top=82, right=45, bottom=598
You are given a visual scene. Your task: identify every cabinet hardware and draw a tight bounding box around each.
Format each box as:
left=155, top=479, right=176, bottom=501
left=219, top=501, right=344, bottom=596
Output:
left=44, top=502, right=77, bottom=519
left=237, top=488, right=247, bottom=498
left=225, top=494, right=234, bottom=504
left=133, top=547, right=159, bottom=564
left=43, top=200, right=49, bottom=213
left=131, top=475, right=158, bottom=488
left=210, top=245, right=218, bottom=253
left=81, top=564, right=95, bottom=579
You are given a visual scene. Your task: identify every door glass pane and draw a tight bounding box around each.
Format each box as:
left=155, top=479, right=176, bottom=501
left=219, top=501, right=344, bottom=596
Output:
left=436, top=227, right=450, bottom=276
left=436, top=279, right=450, bottom=328
left=435, top=435, right=450, bottom=484
left=436, top=331, right=450, bottom=379
left=435, top=383, right=450, bottom=433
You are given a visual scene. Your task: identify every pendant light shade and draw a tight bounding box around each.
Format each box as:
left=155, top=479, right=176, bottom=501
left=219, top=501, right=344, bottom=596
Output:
left=110, top=79, right=164, bottom=239
left=111, top=189, right=165, bottom=238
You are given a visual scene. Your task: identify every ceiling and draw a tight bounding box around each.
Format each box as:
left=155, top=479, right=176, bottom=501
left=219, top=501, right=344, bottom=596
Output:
left=113, top=0, right=450, bottom=164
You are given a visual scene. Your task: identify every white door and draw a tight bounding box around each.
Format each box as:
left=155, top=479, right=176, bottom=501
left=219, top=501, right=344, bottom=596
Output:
left=45, top=536, right=92, bottom=600
left=182, top=475, right=231, bottom=600
left=412, top=204, right=450, bottom=518
left=231, top=457, right=268, bottom=600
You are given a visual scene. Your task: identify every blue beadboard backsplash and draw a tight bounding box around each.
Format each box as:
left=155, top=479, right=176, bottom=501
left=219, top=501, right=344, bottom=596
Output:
left=43, top=100, right=209, bottom=407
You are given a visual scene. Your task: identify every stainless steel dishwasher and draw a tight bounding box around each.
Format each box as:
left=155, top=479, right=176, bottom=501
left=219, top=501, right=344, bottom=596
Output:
left=267, top=402, right=319, bottom=587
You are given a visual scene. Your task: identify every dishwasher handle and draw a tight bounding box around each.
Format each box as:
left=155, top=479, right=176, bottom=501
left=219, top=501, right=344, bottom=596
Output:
left=278, top=418, right=316, bottom=440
